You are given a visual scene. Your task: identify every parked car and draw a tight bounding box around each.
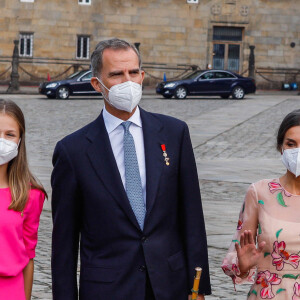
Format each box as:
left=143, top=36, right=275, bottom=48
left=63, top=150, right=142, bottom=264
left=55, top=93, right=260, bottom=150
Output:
left=39, top=69, right=99, bottom=99
left=156, top=70, right=256, bottom=99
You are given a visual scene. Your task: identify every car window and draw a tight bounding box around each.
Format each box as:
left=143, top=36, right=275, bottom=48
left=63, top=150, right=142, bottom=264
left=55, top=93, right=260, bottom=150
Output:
left=226, top=72, right=235, bottom=78
left=67, top=70, right=87, bottom=79
left=222, top=72, right=235, bottom=78
left=81, top=72, right=92, bottom=81
left=214, top=72, right=226, bottom=79
left=215, top=72, right=235, bottom=79
left=199, top=72, right=214, bottom=80
left=182, top=70, right=203, bottom=80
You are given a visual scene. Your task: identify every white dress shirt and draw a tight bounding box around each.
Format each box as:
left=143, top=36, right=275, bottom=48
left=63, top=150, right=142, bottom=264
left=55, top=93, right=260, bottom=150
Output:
left=102, top=106, right=146, bottom=205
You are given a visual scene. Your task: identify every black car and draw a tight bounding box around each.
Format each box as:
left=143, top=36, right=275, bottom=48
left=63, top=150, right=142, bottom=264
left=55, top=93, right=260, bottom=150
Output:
left=39, top=69, right=99, bottom=99
left=156, top=70, right=256, bottom=99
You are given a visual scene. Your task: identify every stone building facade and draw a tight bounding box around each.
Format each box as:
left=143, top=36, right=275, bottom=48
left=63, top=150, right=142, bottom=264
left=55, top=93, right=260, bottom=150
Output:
left=0, top=0, right=299, bottom=88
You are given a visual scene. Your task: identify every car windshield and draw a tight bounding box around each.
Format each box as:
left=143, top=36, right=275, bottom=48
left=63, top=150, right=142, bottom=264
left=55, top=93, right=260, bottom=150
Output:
left=67, top=70, right=89, bottom=79
left=182, top=70, right=203, bottom=80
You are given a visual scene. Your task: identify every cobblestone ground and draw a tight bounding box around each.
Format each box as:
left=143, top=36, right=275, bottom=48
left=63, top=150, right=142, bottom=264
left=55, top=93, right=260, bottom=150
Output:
left=194, top=98, right=300, bottom=160
left=1, top=93, right=299, bottom=299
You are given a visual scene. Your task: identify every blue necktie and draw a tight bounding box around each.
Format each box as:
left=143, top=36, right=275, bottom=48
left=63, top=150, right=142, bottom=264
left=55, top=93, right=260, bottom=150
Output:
left=122, top=121, right=145, bottom=230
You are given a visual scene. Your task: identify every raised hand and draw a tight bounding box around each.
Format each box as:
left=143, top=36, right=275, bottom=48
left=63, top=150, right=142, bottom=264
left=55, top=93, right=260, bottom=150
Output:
left=235, top=230, right=266, bottom=275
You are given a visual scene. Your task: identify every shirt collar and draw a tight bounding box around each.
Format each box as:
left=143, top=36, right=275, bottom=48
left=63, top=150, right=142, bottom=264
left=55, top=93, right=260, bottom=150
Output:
left=103, top=106, right=142, bottom=134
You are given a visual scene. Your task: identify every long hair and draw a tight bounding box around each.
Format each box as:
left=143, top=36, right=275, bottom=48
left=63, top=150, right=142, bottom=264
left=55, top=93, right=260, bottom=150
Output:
left=0, top=99, right=47, bottom=211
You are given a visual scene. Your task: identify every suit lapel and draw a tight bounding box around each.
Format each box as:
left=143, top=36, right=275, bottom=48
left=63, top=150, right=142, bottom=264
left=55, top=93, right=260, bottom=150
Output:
left=86, top=113, right=140, bottom=230
left=140, top=108, right=164, bottom=223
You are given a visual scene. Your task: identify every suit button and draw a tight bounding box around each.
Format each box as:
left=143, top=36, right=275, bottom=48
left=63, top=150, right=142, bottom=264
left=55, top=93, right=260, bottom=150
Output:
left=139, top=265, right=146, bottom=272
left=141, top=236, right=147, bottom=243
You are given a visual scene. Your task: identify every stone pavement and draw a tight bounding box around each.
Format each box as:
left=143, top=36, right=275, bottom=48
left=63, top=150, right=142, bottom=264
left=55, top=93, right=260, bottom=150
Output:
left=1, top=92, right=299, bottom=299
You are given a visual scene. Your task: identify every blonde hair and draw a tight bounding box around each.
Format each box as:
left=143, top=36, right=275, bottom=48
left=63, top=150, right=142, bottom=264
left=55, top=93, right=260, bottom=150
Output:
left=0, top=99, right=47, bottom=211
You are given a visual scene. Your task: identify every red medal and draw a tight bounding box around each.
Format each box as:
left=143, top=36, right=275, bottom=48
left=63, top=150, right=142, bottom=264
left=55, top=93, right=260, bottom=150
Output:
left=161, top=144, right=170, bottom=166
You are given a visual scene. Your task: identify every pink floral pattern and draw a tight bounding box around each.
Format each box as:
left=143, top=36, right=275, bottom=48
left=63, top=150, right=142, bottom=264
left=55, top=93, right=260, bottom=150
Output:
left=222, top=179, right=300, bottom=298
left=222, top=263, right=239, bottom=284
left=293, top=282, right=300, bottom=300
left=237, top=219, right=243, bottom=230
left=271, top=241, right=300, bottom=271
left=236, top=203, right=244, bottom=230
left=221, top=265, right=232, bottom=276
left=268, top=182, right=292, bottom=197
left=256, top=271, right=281, bottom=299
left=222, top=261, right=255, bottom=286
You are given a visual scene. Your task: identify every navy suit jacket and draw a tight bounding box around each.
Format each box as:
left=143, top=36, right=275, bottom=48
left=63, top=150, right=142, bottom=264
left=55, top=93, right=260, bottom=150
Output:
left=51, top=107, right=211, bottom=300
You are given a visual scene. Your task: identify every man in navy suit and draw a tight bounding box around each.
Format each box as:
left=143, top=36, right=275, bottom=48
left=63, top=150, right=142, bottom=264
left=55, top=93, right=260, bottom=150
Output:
left=51, top=38, right=211, bottom=300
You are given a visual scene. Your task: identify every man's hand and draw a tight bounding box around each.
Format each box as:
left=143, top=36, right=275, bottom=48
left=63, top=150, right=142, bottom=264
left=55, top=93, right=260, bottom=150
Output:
left=188, top=295, right=205, bottom=300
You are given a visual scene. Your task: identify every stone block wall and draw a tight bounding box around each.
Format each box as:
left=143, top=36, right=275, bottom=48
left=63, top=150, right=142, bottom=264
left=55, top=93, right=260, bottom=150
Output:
left=0, top=0, right=299, bottom=88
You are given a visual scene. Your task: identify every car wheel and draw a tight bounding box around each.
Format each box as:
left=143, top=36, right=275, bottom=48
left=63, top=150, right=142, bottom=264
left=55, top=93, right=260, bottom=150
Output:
left=56, top=86, right=70, bottom=99
left=174, top=86, right=187, bottom=99
left=220, top=95, right=230, bottom=99
left=232, top=86, right=245, bottom=99
left=162, top=94, right=173, bottom=99
left=46, top=95, right=56, bottom=99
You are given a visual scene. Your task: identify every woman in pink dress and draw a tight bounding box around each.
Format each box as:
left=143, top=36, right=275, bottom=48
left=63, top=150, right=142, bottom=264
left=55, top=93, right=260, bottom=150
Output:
left=0, top=99, right=46, bottom=300
left=222, top=109, right=300, bottom=299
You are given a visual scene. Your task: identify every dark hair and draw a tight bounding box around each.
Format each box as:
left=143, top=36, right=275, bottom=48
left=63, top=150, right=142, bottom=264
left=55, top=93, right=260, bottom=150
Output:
left=91, top=38, right=142, bottom=78
left=277, top=109, right=300, bottom=152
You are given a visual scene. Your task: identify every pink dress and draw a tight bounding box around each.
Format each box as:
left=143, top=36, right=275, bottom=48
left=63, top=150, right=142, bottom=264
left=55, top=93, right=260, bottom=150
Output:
left=222, top=179, right=300, bottom=299
left=0, top=187, right=45, bottom=300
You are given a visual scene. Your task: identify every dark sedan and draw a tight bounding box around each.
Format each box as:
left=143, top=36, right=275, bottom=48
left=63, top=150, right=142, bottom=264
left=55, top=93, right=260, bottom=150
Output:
left=156, top=70, right=256, bottom=99
left=39, top=69, right=99, bottom=99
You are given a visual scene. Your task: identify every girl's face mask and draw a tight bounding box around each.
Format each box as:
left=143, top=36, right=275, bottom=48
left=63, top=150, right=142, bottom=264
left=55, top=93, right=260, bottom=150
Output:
left=0, top=138, right=20, bottom=165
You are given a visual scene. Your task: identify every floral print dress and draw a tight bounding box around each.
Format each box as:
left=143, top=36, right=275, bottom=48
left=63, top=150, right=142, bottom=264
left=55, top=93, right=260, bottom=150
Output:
left=222, top=179, right=300, bottom=299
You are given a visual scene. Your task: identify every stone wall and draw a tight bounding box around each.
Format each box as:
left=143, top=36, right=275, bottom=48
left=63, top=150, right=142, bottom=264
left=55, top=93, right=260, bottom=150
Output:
left=0, top=0, right=299, bottom=88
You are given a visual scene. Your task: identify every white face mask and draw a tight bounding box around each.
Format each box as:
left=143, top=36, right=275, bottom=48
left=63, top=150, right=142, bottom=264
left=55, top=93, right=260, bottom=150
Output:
left=0, top=138, right=19, bottom=165
left=281, top=148, right=300, bottom=177
left=97, top=78, right=142, bottom=113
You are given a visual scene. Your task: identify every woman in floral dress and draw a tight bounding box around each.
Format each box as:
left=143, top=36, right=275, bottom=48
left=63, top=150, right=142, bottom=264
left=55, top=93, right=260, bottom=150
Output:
left=222, top=109, right=300, bottom=299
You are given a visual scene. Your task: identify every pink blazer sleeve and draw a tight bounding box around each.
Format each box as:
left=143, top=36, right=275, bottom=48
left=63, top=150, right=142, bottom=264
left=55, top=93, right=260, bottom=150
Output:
left=23, top=189, right=45, bottom=259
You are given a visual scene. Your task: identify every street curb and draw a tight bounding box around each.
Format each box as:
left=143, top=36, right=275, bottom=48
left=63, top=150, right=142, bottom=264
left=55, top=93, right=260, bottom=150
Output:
left=0, top=85, right=298, bottom=96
